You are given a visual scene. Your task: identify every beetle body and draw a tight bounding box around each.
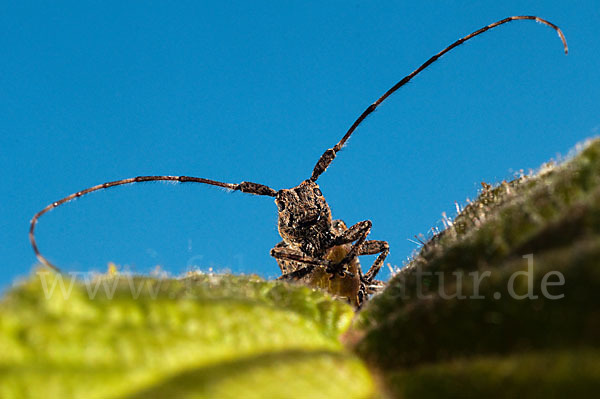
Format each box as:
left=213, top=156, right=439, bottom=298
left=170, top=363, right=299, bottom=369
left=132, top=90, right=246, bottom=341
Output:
left=267, top=179, right=388, bottom=307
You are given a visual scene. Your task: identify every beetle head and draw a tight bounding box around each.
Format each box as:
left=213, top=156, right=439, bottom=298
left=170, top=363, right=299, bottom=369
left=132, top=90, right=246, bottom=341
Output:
left=275, top=180, right=332, bottom=241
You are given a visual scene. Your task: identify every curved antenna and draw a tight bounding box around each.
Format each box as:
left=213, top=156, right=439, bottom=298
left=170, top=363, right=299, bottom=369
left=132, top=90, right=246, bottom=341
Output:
left=310, top=15, right=568, bottom=181
left=30, top=175, right=277, bottom=272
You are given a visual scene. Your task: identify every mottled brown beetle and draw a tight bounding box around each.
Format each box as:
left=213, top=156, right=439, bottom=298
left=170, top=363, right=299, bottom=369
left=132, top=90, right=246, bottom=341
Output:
left=30, top=16, right=567, bottom=308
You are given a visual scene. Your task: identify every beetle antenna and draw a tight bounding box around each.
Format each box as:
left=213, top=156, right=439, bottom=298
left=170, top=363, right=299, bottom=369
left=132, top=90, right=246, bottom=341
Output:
left=30, top=175, right=276, bottom=272
left=310, top=15, right=568, bottom=181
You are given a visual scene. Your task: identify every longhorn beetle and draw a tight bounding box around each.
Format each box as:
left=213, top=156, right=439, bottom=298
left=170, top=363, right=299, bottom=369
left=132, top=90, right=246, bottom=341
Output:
left=30, top=16, right=568, bottom=308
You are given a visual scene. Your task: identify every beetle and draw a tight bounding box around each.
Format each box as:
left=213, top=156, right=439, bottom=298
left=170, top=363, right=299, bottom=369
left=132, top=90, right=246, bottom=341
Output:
left=30, top=16, right=567, bottom=308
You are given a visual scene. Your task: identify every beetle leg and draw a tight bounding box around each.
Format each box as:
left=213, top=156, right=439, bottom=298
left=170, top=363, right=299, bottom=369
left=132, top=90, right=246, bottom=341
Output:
left=333, top=220, right=372, bottom=246
left=328, top=220, right=372, bottom=277
left=271, top=246, right=357, bottom=282
left=359, top=240, right=390, bottom=283
left=277, top=265, right=316, bottom=281
left=270, top=246, right=331, bottom=268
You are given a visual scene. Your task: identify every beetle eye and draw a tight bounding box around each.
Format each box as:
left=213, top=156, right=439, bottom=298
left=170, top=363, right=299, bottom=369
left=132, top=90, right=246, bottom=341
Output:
left=313, top=188, right=322, bottom=196
left=277, top=201, right=285, bottom=212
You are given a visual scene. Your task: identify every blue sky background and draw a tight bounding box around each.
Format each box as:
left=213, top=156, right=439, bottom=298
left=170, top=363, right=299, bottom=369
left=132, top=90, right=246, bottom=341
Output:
left=1, top=1, right=598, bottom=290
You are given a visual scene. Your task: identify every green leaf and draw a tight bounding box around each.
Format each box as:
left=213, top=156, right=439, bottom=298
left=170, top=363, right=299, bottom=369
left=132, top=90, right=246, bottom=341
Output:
left=353, top=138, right=600, bottom=397
left=0, top=272, right=376, bottom=399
